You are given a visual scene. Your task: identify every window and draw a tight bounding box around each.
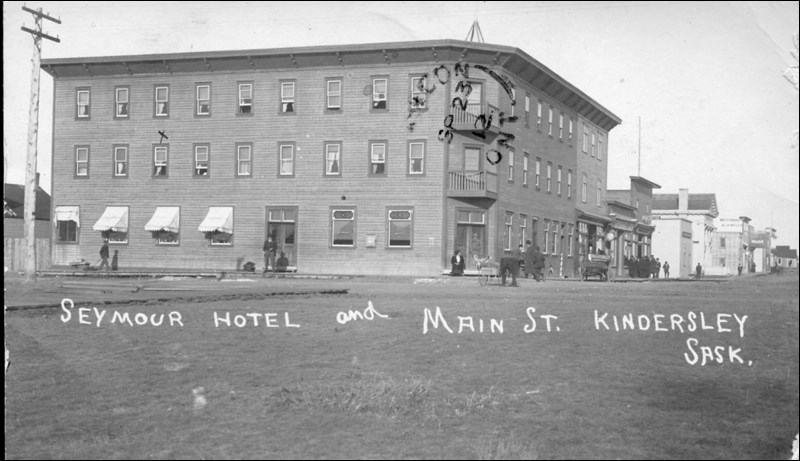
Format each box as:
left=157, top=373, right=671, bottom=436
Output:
left=504, top=213, right=513, bottom=251
left=523, top=153, right=529, bottom=186
left=559, top=113, right=564, bottom=140
left=548, top=107, right=553, bottom=136
left=544, top=221, right=550, bottom=254
left=596, top=180, right=602, bottom=207
left=76, top=89, right=90, bottom=118
left=532, top=217, right=539, bottom=248
left=720, top=237, right=726, bottom=248
left=75, top=146, right=89, bottom=177
left=536, top=101, right=542, bottom=129
left=520, top=214, right=527, bottom=247
left=326, top=78, right=342, bottom=111
left=369, top=142, right=386, bottom=176
left=591, top=132, right=596, bottom=157
left=408, top=141, right=425, bottom=175
left=582, top=174, right=588, bottom=203
left=113, top=146, right=128, bottom=177
left=508, top=150, right=514, bottom=182
left=199, top=207, right=234, bottom=246
left=155, top=86, right=169, bottom=117
left=55, top=206, right=79, bottom=243
left=94, top=206, right=129, bottom=244
left=557, top=166, right=563, bottom=196
left=115, top=87, right=129, bottom=118
left=510, top=89, right=516, bottom=117
left=237, top=144, right=252, bottom=177
left=598, top=135, right=603, bottom=160
left=279, top=143, right=294, bottom=176
left=567, top=170, right=573, bottom=199
left=194, top=145, right=210, bottom=176
left=535, top=158, right=541, bottom=187
left=145, top=206, right=180, bottom=245
left=281, top=81, right=295, bottom=113
left=410, top=76, right=427, bottom=109
left=387, top=209, right=413, bottom=248
left=524, top=94, right=530, bottom=125
left=583, top=126, right=589, bottom=153
left=569, top=118, right=574, bottom=144
left=372, top=77, right=388, bottom=110
left=552, top=222, right=559, bottom=255
left=153, top=146, right=168, bottom=177
left=331, top=209, right=355, bottom=247
left=546, top=163, right=552, bottom=192
left=325, top=142, right=342, bottom=176
left=196, top=84, right=211, bottom=115
left=238, top=83, right=253, bottom=114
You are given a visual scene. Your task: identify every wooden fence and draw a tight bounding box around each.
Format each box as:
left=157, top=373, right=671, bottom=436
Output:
left=3, top=238, right=51, bottom=272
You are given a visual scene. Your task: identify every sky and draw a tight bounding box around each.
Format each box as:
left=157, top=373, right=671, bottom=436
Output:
left=3, top=1, right=799, bottom=248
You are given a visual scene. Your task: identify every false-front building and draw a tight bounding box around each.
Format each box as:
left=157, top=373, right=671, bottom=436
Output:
left=42, top=40, right=620, bottom=276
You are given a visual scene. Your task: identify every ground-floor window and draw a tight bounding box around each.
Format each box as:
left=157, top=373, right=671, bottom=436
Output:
left=55, top=205, right=80, bottom=243
left=331, top=209, right=355, bottom=247
left=387, top=208, right=413, bottom=248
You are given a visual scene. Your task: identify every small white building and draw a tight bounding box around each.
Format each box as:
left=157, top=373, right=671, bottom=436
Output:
left=652, top=188, right=718, bottom=275
left=651, top=216, right=693, bottom=278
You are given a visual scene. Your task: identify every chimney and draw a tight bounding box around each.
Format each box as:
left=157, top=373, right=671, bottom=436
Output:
left=678, top=188, right=688, bottom=211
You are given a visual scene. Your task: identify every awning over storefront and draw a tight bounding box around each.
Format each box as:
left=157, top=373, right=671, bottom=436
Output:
left=198, top=207, right=233, bottom=233
left=576, top=210, right=612, bottom=226
left=54, top=205, right=80, bottom=226
left=610, top=216, right=636, bottom=232
left=93, top=206, right=129, bottom=232
left=144, top=207, right=180, bottom=232
left=635, top=223, right=656, bottom=234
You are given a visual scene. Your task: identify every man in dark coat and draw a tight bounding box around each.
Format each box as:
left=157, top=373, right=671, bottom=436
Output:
left=98, top=239, right=110, bottom=271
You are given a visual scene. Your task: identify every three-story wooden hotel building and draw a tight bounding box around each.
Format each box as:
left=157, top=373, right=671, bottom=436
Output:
left=42, top=40, right=620, bottom=276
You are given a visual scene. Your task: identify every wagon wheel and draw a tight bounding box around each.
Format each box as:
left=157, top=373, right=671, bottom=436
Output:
left=607, top=268, right=615, bottom=282
left=479, top=273, right=489, bottom=286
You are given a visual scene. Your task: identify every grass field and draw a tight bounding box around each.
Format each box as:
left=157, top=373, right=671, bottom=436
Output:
left=5, top=273, right=799, bottom=459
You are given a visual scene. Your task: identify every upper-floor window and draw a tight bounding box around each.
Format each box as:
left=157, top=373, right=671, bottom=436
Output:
left=410, top=76, right=427, bottom=110
left=548, top=107, right=553, bottom=136
left=408, top=141, right=425, bottom=175
left=536, top=101, right=542, bottom=129
left=279, top=143, right=295, bottom=176
left=557, top=166, right=563, bottom=196
left=582, top=174, right=588, bottom=203
left=238, top=83, right=253, bottom=115
left=598, top=135, right=603, bottom=160
left=281, top=81, right=295, bottom=113
left=237, top=144, right=252, bottom=177
left=535, top=158, right=541, bottom=188
left=523, top=153, right=529, bottom=186
left=326, top=79, right=342, bottom=111
left=196, top=84, right=211, bottom=116
left=596, top=180, right=602, bottom=207
left=75, top=146, right=89, bottom=177
left=524, top=94, right=530, bottom=125
left=546, top=163, right=552, bottom=192
left=508, top=150, right=514, bottom=182
left=76, top=89, right=90, bottom=118
left=113, top=146, right=128, bottom=177
left=372, top=77, right=388, bottom=110
left=583, top=127, right=589, bottom=153
left=720, top=237, right=726, bottom=248
left=591, top=132, right=596, bottom=157
left=558, top=113, right=564, bottom=140
left=325, top=142, right=341, bottom=176
left=569, top=119, right=574, bottom=144
left=194, top=145, right=210, bottom=176
left=154, top=146, right=168, bottom=177
left=115, top=87, right=129, bottom=118
left=155, top=86, right=169, bottom=117
left=510, top=89, right=516, bottom=117
left=370, top=141, right=387, bottom=176
left=567, top=170, right=573, bottom=199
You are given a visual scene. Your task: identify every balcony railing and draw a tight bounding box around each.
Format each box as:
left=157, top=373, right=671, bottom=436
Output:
left=447, top=170, right=498, bottom=199
left=450, top=103, right=500, bottom=133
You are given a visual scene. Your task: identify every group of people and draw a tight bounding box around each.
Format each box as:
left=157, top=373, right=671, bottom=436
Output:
left=451, top=240, right=545, bottom=287
left=624, top=255, right=669, bottom=279
left=98, top=239, right=118, bottom=271
left=263, top=236, right=289, bottom=273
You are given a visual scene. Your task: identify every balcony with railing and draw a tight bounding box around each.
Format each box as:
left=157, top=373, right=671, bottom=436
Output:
left=447, top=170, right=498, bottom=199
left=450, top=102, right=501, bottom=138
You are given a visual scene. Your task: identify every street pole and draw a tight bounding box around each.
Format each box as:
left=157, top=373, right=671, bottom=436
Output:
left=20, top=6, right=60, bottom=282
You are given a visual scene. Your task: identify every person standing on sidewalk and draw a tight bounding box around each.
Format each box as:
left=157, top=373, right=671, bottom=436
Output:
left=98, top=239, right=110, bottom=271
left=263, top=235, right=277, bottom=273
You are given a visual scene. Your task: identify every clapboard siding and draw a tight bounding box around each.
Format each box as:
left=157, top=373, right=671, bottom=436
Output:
left=51, top=63, right=449, bottom=274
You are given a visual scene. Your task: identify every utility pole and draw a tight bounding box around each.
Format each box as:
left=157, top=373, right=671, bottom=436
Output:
left=20, top=5, right=60, bottom=282
left=637, top=116, right=641, bottom=176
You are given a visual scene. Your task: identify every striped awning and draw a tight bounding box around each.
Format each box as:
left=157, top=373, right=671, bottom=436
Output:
left=93, top=206, right=129, bottom=232
left=144, top=207, right=180, bottom=233
left=54, top=205, right=80, bottom=226
left=198, top=206, right=233, bottom=233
